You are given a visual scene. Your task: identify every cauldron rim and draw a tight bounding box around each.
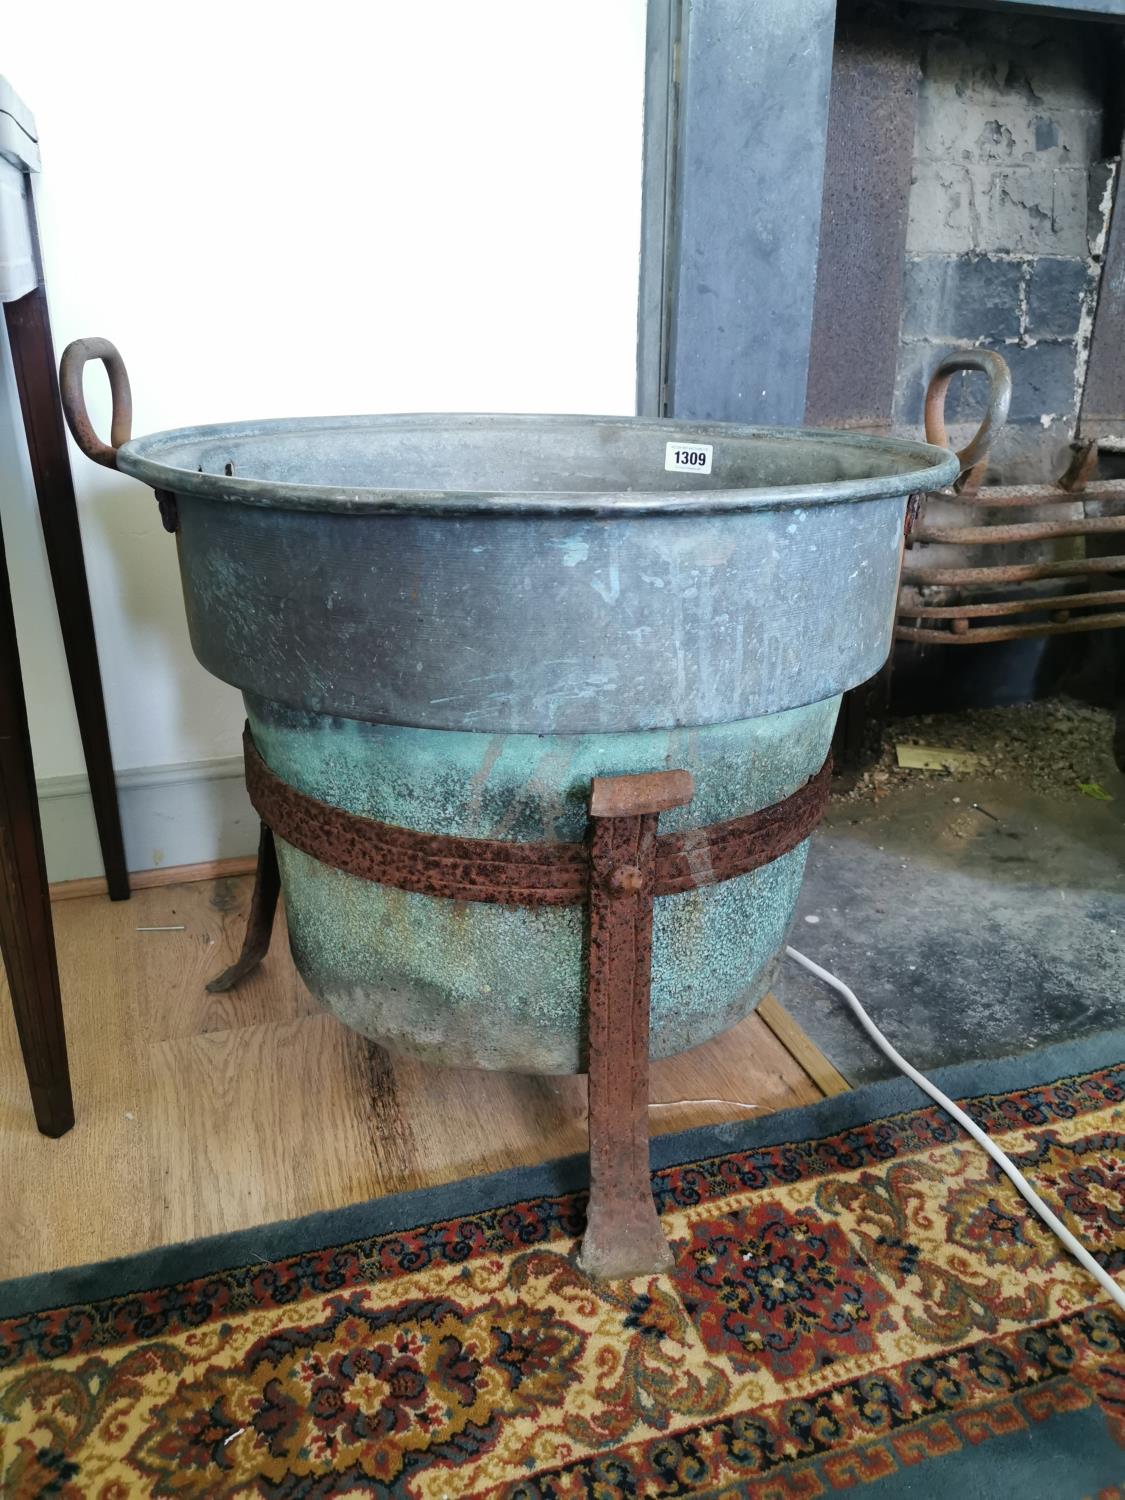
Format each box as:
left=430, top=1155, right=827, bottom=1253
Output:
left=115, top=411, right=959, bottom=518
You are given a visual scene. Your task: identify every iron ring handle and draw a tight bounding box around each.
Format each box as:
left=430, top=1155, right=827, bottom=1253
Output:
left=59, top=337, right=133, bottom=469
left=923, top=349, right=1011, bottom=476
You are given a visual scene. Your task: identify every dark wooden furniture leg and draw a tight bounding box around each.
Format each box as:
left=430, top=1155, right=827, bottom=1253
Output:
left=0, top=512, right=73, bottom=1136
left=3, top=184, right=129, bottom=902
left=578, top=768, right=693, bottom=1281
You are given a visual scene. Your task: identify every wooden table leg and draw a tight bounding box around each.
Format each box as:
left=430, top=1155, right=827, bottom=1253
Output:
left=578, top=768, right=693, bottom=1281
left=3, top=180, right=129, bottom=902
left=0, top=513, right=73, bottom=1137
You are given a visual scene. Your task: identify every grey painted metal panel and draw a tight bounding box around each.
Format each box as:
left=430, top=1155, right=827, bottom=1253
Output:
left=636, top=0, right=679, bottom=418
left=805, top=22, right=920, bottom=429
left=1081, top=155, right=1125, bottom=437
left=666, top=0, right=836, bottom=425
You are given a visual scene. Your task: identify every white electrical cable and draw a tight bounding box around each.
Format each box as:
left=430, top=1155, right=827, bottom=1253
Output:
left=784, top=944, right=1125, bottom=1316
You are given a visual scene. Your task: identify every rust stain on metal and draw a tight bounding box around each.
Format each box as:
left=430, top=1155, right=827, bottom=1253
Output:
left=902, top=554, right=1125, bottom=587
left=58, top=336, right=132, bottom=469
left=1058, top=439, right=1099, bottom=493
left=578, top=778, right=681, bottom=1281
left=589, top=768, right=694, bottom=819
left=898, top=612, right=1125, bottom=645
left=903, top=491, right=923, bottom=544
left=206, top=822, right=280, bottom=991
left=243, top=728, right=829, bottom=907
left=244, top=727, right=588, bottom=907
left=912, top=514, right=1125, bottom=546
left=905, top=588, right=1125, bottom=620
left=932, top=478, right=1125, bottom=508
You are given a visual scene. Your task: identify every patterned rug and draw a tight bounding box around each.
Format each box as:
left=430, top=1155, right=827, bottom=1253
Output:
left=2, top=1030, right=1124, bottom=1499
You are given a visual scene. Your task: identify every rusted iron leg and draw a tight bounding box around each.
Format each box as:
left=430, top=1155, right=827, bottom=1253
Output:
left=578, top=769, right=694, bottom=1281
left=206, top=823, right=280, bottom=993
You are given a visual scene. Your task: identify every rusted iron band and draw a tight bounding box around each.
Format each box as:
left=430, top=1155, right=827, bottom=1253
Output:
left=904, top=588, right=1125, bottom=621
left=897, top=611, right=1125, bottom=645
left=242, top=727, right=831, bottom=908
left=654, top=758, right=831, bottom=893
left=933, top=479, right=1125, bottom=509
left=901, top=554, right=1125, bottom=588
left=912, top=514, right=1125, bottom=546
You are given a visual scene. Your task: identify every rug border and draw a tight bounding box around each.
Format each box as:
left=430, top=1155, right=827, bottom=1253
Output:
left=3, top=1023, right=1123, bottom=1321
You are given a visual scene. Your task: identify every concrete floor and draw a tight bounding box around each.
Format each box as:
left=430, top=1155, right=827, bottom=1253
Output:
left=775, top=761, right=1125, bottom=1085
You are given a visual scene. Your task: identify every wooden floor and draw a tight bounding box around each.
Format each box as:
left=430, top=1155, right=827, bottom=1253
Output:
left=1, top=873, right=833, bottom=1280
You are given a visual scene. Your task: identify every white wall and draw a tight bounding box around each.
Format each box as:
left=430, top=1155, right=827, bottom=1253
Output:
left=0, top=1, right=647, bottom=875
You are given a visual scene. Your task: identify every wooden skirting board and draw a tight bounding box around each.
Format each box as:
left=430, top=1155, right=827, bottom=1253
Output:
left=49, top=854, right=259, bottom=902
